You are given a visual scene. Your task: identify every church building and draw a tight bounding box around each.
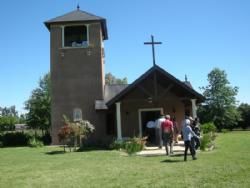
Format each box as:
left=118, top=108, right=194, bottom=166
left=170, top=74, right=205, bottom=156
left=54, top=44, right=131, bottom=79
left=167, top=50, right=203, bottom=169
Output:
left=44, top=8, right=205, bottom=145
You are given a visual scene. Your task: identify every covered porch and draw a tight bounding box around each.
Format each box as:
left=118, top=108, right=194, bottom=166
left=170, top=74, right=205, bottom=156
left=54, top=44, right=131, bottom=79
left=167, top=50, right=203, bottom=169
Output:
left=105, top=65, right=205, bottom=142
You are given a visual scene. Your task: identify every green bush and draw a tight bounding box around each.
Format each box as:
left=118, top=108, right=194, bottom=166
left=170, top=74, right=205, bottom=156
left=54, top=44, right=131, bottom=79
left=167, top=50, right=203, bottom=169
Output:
left=0, top=131, right=51, bottom=147
left=1, top=132, right=31, bottom=147
left=28, top=137, right=44, bottom=147
left=200, top=132, right=216, bottom=151
left=110, top=137, right=146, bottom=155
left=109, top=140, right=126, bottom=150
left=40, top=132, right=52, bottom=145
left=201, top=122, right=217, bottom=134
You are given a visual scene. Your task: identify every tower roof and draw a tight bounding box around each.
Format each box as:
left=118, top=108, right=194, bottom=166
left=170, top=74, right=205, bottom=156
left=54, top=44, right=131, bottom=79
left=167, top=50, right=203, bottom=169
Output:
left=44, top=9, right=108, bottom=40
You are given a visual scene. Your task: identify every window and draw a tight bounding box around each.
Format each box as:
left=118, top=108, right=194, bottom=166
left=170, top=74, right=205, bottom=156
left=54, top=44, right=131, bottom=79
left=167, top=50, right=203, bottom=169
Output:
left=64, top=25, right=88, bottom=47
left=73, top=108, right=82, bottom=122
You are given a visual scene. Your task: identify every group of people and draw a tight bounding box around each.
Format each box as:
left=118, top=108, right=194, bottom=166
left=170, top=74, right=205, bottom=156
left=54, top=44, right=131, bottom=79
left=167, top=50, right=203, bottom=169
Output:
left=154, top=114, right=200, bottom=161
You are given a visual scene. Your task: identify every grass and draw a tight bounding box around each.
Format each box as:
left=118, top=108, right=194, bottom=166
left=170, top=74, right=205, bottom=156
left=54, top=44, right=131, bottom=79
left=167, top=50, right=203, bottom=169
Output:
left=0, top=132, right=250, bottom=188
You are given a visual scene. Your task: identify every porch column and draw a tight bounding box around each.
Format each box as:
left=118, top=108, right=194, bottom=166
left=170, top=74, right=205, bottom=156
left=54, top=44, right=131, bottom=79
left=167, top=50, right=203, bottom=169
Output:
left=116, top=102, right=122, bottom=140
left=191, top=99, right=197, bottom=118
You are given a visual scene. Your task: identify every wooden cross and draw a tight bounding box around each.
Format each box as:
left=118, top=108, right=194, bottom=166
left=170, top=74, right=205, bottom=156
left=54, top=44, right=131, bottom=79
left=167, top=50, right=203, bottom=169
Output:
left=144, top=35, right=162, bottom=66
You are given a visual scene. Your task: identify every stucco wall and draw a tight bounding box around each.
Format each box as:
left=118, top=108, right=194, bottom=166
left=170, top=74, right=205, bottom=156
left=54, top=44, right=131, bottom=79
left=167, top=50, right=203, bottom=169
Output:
left=119, top=92, right=192, bottom=138
left=50, top=22, right=106, bottom=144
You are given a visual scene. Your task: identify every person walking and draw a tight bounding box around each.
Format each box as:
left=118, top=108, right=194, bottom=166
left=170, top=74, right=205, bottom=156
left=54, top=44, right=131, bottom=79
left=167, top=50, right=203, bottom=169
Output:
left=172, top=117, right=179, bottom=144
left=161, top=115, right=174, bottom=156
left=182, top=118, right=198, bottom=161
left=191, top=117, right=201, bottom=150
left=155, top=114, right=165, bottom=149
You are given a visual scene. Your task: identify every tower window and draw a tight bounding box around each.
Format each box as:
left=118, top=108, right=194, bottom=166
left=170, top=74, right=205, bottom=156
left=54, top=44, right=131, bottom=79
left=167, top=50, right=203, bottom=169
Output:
left=64, top=25, right=88, bottom=47
left=73, top=108, right=82, bottom=122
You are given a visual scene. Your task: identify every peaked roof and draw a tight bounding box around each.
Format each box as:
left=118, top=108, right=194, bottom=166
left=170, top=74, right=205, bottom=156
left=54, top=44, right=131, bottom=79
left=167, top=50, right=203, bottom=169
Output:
left=44, top=9, right=108, bottom=40
left=106, top=65, right=205, bottom=106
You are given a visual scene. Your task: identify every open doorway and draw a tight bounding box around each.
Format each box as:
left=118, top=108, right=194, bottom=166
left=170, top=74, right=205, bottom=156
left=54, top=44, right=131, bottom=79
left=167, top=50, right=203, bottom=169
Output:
left=139, top=108, right=163, bottom=146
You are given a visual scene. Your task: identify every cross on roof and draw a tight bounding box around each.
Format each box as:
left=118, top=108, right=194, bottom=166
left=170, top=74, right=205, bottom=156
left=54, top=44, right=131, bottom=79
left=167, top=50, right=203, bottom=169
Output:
left=144, top=35, right=162, bottom=66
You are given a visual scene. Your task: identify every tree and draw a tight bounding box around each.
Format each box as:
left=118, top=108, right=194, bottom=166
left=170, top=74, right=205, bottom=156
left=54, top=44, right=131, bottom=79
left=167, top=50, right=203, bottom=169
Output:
left=105, top=73, right=128, bottom=84
left=1, top=106, right=18, bottom=117
left=25, top=73, right=51, bottom=133
left=0, top=106, right=18, bottom=131
left=237, top=103, right=250, bottom=129
left=198, top=68, right=240, bottom=130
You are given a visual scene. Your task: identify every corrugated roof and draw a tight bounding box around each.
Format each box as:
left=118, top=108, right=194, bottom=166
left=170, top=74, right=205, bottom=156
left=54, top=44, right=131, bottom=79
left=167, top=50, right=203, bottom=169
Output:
left=44, top=9, right=108, bottom=40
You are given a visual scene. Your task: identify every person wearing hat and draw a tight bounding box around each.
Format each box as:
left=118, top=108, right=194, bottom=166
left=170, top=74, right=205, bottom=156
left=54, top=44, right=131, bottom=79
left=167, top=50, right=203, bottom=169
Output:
left=182, top=118, right=198, bottom=161
left=161, top=114, right=174, bottom=155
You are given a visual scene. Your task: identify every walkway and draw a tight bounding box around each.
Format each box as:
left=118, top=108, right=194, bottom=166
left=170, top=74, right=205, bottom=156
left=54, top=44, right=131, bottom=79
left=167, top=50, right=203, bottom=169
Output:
left=137, top=141, right=185, bottom=156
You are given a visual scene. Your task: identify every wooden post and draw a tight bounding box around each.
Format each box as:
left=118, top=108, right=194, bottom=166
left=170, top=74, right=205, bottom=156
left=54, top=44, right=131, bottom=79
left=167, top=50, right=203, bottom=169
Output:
left=116, top=102, right=122, bottom=140
left=191, top=99, right=197, bottom=118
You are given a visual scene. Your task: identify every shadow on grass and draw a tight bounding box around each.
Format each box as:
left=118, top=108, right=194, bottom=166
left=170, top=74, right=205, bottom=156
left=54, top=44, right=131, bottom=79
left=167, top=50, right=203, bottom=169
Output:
left=161, top=158, right=184, bottom=163
left=45, top=150, right=66, bottom=155
left=76, top=147, right=110, bottom=152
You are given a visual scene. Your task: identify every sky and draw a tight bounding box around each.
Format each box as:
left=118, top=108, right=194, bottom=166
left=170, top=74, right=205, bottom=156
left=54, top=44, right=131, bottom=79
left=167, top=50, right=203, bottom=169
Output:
left=0, top=0, right=249, bottom=114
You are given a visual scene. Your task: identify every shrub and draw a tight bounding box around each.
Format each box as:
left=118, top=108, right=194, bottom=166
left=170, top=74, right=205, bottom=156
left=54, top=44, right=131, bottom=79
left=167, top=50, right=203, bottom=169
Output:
left=200, top=132, right=216, bottom=151
left=110, top=140, right=126, bottom=150
left=58, top=115, right=95, bottom=152
left=28, top=137, right=44, bottom=147
left=41, top=132, right=52, bottom=145
left=1, top=132, right=31, bottom=147
left=110, top=137, right=146, bottom=155
left=201, top=122, right=217, bottom=134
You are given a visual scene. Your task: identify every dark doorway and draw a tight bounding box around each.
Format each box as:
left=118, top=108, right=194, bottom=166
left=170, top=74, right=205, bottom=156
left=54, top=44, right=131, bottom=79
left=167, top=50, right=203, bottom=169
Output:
left=141, top=110, right=161, bottom=145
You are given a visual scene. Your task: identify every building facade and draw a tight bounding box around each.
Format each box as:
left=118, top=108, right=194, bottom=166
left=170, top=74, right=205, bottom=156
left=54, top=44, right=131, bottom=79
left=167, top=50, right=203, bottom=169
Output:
left=45, top=8, right=204, bottom=145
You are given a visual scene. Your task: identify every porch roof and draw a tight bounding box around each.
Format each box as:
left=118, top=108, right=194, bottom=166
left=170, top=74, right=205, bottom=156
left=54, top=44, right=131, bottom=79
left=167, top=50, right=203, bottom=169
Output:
left=106, top=65, right=205, bottom=106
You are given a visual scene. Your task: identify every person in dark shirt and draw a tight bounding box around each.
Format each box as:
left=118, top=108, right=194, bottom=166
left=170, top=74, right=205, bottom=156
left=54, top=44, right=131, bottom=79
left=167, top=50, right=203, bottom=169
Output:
left=191, top=117, right=201, bottom=150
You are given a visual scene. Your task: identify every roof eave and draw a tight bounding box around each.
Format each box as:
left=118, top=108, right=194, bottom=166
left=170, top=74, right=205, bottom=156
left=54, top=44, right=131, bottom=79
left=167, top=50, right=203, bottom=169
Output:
left=44, top=19, right=108, bottom=40
left=106, top=65, right=206, bottom=106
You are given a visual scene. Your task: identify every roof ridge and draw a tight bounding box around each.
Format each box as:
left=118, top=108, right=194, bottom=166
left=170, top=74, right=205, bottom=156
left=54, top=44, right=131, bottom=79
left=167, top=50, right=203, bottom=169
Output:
left=45, top=9, right=103, bottom=23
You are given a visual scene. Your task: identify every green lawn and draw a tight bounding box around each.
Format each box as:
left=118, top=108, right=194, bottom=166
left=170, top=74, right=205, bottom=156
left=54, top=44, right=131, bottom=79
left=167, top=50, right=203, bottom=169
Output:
left=0, top=132, right=249, bottom=188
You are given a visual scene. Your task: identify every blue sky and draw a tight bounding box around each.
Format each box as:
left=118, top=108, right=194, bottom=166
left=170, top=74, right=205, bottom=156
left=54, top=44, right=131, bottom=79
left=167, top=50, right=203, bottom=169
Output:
left=0, top=0, right=249, bottom=114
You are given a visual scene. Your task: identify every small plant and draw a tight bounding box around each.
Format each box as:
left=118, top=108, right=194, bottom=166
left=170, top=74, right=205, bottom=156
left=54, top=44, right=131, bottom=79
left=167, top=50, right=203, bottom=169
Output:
left=28, top=137, right=44, bottom=147
left=58, top=115, right=95, bottom=152
left=110, top=140, right=126, bottom=150
left=201, top=122, right=217, bottom=134
left=110, top=137, right=147, bottom=155
left=200, top=132, right=217, bottom=151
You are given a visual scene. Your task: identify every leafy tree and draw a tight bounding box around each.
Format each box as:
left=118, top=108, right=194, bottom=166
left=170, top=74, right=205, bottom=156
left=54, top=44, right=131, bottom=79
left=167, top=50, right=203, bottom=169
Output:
left=105, top=73, right=128, bottom=84
left=25, top=73, right=51, bottom=134
left=18, top=114, right=27, bottom=124
left=237, top=103, right=250, bottom=129
left=0, top=106, right=18, bottom=131
left=1, top=106, right=18, bottom=117
left=198, top=68, right=240, bottom=131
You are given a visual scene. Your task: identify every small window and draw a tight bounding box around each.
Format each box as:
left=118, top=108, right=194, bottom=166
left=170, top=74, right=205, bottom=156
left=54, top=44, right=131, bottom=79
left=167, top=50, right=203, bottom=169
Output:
left=73, top=108, right=82, bottom=122
left=64, top=25, right=88, bottom=47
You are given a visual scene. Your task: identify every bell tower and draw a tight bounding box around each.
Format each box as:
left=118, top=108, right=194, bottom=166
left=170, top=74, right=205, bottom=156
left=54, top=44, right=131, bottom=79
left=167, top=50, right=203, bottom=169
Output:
left=45, top=8, right=108, bottom=144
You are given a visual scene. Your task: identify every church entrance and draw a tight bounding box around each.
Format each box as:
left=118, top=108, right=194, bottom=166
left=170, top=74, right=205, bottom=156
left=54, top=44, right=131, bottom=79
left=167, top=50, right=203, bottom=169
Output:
left=139, top=108, right=163, bottom=146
